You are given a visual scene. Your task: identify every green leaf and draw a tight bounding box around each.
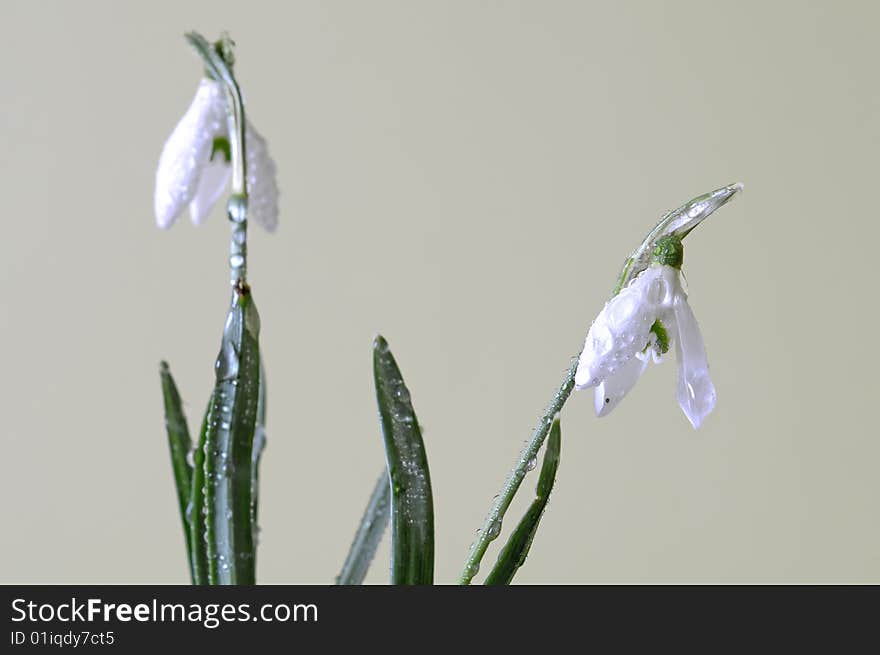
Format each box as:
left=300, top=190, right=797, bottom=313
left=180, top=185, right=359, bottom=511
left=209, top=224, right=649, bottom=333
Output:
left=484, top=415, right=561, bottom=585
left=203, top=283, right=262, bottom=584
left=159, top=361, right=194, bottom=581
left=250, top=359, right=267, bottom=561
left=373, top=335, right=434, bottom=585
left=188, top=402, right=210, bottom=584
left=336, top=471, right=391, bottom=585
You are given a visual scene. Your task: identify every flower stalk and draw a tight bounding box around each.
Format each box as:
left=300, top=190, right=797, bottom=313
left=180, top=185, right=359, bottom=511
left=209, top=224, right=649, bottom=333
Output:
left=458, top=360, right=578, bottom=584
left=184, top=31, right=250, bottom=286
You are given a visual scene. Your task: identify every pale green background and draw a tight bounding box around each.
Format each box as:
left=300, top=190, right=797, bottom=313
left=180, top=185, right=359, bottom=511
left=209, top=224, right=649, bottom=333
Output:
left=2, top=0, right=878, bottom=584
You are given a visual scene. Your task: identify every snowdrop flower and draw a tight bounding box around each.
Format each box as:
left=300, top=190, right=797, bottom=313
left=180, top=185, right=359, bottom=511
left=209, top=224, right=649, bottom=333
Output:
left=574, top=182, right=743, bottom=429
left=154, top=78, right=278, bottom=232
left=575, top=236, right=714, bottom=428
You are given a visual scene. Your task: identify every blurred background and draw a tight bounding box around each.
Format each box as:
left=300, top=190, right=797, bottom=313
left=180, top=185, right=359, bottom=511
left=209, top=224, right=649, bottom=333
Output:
left=1, top=0, right=878, bottom=583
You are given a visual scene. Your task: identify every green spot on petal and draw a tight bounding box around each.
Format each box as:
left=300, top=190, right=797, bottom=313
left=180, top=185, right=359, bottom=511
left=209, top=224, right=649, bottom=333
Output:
left=211, top=137, right=231, bottom=164
left=650, top=319, right=670, bottom=355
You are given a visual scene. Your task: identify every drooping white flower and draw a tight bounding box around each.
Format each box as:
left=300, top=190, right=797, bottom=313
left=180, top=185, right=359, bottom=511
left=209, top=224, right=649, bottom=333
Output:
left=154, top=79, right=278, bottom=232
left=574, top=242, right=716, bottom=429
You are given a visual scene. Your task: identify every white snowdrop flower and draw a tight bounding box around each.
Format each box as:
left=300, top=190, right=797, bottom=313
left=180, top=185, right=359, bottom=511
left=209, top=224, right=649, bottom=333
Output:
left=574, top=235, right=716, bottom=429
left=154, top=78, right=278, bottom=232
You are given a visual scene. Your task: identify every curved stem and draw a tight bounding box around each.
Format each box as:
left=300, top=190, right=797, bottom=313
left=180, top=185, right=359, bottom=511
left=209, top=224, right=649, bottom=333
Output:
left=458, top=355, right=579, bottom=584
left=184, top=31, right=250, bottom=285
left=222, top=61, right=248, bottom=286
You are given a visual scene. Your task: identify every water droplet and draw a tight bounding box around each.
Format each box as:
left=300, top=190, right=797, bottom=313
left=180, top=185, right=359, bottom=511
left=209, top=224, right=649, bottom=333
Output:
left=395, top=412, right=415, bottom=425
left=486, top=519, right=502, bottom=540
left=230, top=254, right=245, bottom=269
left=526, top=456, right=538, bottom=471
left=215, top=338, right=240, bottom=381
left=245, top=304, right=261, bottom=335
left=649, top=276, right=668, bottom=305
left=228, top=197, right=247, bottom=223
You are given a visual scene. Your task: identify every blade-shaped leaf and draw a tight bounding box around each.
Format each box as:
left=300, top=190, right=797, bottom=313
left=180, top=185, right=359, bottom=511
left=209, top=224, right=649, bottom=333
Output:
left=336, top=471, right=391, bottom=585
left=159, top=361, right=194, bottom=581
left=484, top=415, right=561, bottom=585
left=250, top=359, right=267, bottom=561
left=373, top=335, right=434, bottom=585
left=188, top=401, right=211, bottom=584
left=203, top=283, right=261, bottom=584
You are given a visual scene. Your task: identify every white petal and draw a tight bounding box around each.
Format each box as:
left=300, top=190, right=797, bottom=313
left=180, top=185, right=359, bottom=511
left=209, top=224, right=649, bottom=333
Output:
left=672, top=292, right=716, bottom=429
left=154, top=79, right=226, bottom=229
left=244, top=121, right=279, bottom=232
left=189, top=158, right=231, bottom=225
left=594, top=353, right=649, bottom=417
left=575, top=266, right=673, bottom=390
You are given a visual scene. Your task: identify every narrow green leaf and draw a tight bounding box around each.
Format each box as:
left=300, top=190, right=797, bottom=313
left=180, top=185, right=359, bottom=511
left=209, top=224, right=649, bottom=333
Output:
left=250, top=359, right=267, bottom=561
left=373, top=335, right=434, bottom=585
left=336, top=471, right=391, bottom=585
left=204, top=283, right=261, bottom=584
left=159, top=361, right=194, bottom=581
left=188, top=402, right=210, bottom=584
left=484, top=415, right=562, bottom=585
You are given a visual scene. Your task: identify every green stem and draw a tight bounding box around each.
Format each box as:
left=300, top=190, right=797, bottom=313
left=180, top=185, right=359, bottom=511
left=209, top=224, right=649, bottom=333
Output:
left=458, top=356, right=579, bottom=584
left=485, top=415, right=562, bottom=585
left=217, top=41, right=248, bottom=287
left=184, top=31, right=249, bottom=285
